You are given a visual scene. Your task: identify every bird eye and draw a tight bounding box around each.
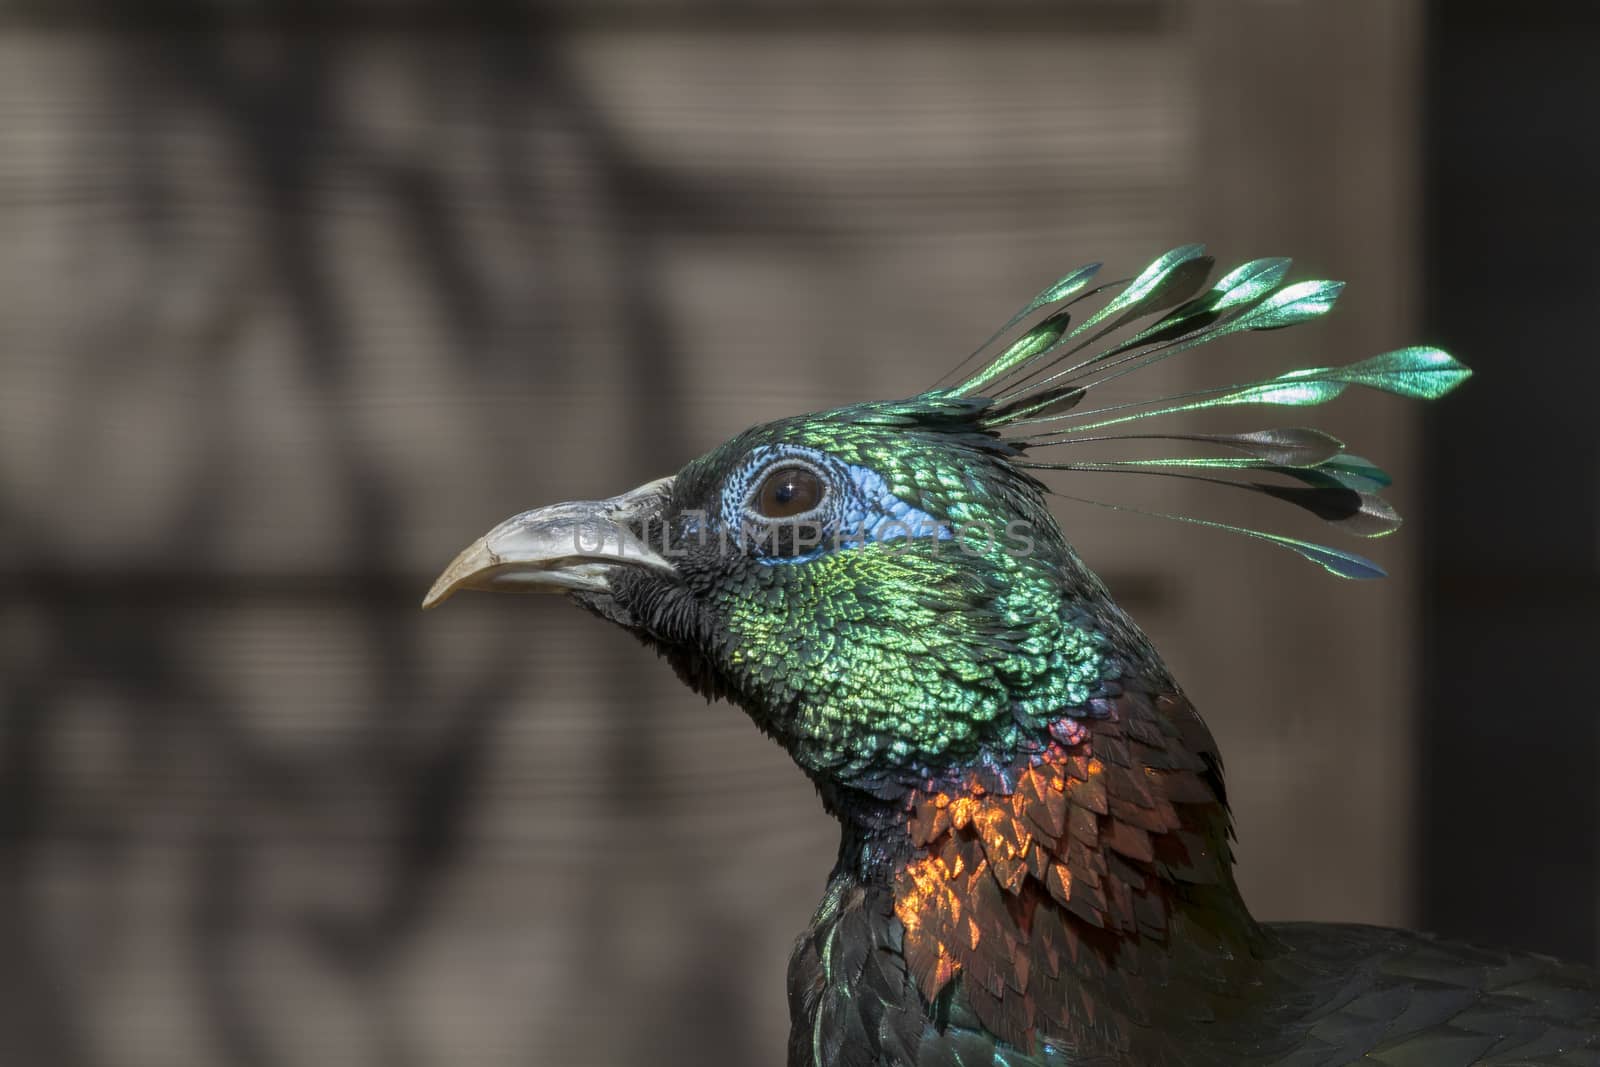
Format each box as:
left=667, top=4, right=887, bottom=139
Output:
left=753, top=465, right=826, bottom=519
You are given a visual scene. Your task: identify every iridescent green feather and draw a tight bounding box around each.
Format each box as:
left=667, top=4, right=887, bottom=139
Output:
left=946, top=263, right=1103, bottom=395
left=932, top=246, right=1470, bottom=578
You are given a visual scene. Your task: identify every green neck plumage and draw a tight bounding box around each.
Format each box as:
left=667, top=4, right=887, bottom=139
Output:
left=715, top=521, right=1147, bottom=802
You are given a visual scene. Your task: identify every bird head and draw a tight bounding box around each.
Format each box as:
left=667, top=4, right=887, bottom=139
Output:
left=424, top=394, right=1107, bottom=799
left=423, top=246, right=1470, bottom=810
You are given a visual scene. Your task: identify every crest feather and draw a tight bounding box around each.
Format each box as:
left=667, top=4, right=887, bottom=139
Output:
left=928, top=246, right=1471, bottom=578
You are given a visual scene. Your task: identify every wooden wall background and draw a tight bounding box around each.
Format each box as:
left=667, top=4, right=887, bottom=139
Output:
left=0, top=4, right=1427, bottom=1064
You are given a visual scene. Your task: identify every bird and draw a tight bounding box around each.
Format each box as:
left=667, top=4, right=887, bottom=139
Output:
left=422, top=246, right=1600, bottom=1065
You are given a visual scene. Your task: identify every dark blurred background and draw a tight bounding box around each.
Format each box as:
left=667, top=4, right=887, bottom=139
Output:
left=0, top=2, right=1594, bottom=1065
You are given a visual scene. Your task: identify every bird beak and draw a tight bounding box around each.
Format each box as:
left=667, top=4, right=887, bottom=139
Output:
left=421, top=476, right=677, bottom=610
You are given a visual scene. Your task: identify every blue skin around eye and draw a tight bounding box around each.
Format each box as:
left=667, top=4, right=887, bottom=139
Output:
left=837, top=465, right=951, bottom=547
left=716, top=445, right=951, bottom=565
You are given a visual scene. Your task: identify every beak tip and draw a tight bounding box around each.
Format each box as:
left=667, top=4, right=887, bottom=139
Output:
left=420, top=576, right=457, bottom=610
left=421, top=535, right=495, bottom=611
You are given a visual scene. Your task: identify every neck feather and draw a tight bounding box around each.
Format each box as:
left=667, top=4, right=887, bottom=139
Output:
left=822, top=680, right=1267, bottom=1054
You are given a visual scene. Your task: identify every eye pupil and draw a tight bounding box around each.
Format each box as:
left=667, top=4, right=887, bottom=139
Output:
left=755, top=465, right=825, bottom=519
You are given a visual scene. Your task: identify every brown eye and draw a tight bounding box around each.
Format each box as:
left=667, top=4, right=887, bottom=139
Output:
left=754, top=465, right=825, bottom=519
